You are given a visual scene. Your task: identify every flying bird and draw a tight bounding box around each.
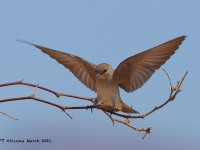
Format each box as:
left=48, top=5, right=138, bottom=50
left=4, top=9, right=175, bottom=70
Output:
left=19, top=36, right=186, bottom=114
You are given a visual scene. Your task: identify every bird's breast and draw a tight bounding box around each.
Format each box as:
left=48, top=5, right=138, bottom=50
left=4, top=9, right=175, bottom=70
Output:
left=95, top=77, right=122, bottom=110
left=96, top=78, right=120, bottom=100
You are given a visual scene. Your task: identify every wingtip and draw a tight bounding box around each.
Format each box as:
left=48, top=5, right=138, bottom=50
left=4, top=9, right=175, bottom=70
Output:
left=174, top=35, right=187, bottom=44
left=181, top=35, right=188, bottom=40
left=16, top=39, right=36, bottom=47
left=180, top=35, right=187, bottom=44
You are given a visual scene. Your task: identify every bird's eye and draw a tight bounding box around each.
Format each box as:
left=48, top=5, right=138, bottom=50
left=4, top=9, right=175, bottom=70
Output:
left=103, top=69, right=107, bottom=73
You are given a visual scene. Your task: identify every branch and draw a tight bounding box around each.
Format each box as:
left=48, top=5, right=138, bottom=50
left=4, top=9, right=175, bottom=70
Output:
left=0, top=70, right=188, bottom=137
left=0, top=95, right=97, bottom=120
left=102, top=110, right=151, bottom=139
left=0, top=79, right=93, bottom=102
left=0, top=111, right=18, bottom=120
left=102, top=70, right=188, bottom=119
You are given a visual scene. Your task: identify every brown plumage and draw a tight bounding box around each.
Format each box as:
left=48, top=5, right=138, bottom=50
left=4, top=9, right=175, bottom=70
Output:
left=19, top=36, right=186, bottom=114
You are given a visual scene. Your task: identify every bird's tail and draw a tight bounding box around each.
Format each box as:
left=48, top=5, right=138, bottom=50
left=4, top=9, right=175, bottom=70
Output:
left=121, top=102, right=139, bottom=114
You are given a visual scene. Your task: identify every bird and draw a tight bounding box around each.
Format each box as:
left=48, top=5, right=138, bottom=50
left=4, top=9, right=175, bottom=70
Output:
left=19, top=36, right=186, bottom=114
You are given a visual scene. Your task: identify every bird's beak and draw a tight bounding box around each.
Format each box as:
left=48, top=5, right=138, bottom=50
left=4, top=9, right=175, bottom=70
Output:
left=95, top=70, right=102, bottom=76
left=96, top=72, right=101, bottom=76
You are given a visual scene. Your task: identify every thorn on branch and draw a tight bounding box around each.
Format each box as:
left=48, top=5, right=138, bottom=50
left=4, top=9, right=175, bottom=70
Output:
left=90, top=107, right=93, bottom=114
left=102, top=111, right=115, bottom=126
left=30, top=83, right=39, bottom=98
left=142, top=126, right=152, bottom=140
left=55, top=92, right=61, bottom=98
left=20, top=78, right=25, bottom=84
left=63, top=110, right=73, bottom=119
left=142, top=115, right=146, bottom=118
left=125, top=119, right=131, bottom=124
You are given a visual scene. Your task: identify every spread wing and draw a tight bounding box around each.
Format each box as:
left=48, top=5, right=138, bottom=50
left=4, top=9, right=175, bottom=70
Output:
left=20, top=41, right=97, bottom=92
left=113, top=36, right=186, bottom=92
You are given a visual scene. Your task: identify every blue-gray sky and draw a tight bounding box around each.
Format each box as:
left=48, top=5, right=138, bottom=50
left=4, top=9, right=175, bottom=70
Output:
left=0, top=0, right=199, bottom=150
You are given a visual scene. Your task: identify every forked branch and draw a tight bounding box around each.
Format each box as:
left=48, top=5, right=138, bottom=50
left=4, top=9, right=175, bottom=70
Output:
left=0, top=70, right=188, bottom=138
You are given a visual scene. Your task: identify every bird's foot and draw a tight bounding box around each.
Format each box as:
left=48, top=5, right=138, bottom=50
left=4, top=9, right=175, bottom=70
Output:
left=91, top=98, right=97, bottom=104
left=109, top=109, right=115, bottom=115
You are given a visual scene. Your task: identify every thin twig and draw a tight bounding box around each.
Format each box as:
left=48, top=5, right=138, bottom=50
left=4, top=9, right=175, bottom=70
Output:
left=170, top=70, right=188, bottom=100
left=102, top=110, right=151, bottom=139
left=163, top=69, right=173, bottom=88
left=0, top=111, right=18, bottom=120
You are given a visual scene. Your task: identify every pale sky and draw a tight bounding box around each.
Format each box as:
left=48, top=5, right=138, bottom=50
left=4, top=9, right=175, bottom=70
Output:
left=0, top=0, right=199, bottom=150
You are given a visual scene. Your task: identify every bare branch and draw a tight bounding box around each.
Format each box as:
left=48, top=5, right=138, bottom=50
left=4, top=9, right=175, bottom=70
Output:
left=103, top=110, right=151, bottom=139
left=163, top=69, right=173, bottom=89
left=0, top=80, right=93, bottom=102
left=0, top=70, right=188, bottom=135
left=103, top=70, right=188, bottom=119
left=170, top=70, right=188, bottom=100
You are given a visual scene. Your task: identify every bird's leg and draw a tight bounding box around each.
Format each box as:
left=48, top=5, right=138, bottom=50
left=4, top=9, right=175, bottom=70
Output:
left=92, top=98, right=108, bottom=110
left=108, top=108, right=115, bottom=115
left=109, top=102, right=116, bottom=114
left=91, top=98, right=97, bottom=104
left=92, top=97, right=104, bottom=105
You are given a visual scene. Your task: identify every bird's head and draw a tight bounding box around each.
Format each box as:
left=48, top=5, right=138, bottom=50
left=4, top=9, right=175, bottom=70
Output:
left=95, top=63, right=114, bottom=80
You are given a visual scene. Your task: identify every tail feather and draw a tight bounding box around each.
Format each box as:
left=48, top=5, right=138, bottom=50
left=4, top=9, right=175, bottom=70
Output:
left=121, top=102, right=139, bottom=114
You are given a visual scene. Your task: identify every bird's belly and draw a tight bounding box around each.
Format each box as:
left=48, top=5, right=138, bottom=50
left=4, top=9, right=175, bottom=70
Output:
left=96, top=84, right=122, bottom=110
